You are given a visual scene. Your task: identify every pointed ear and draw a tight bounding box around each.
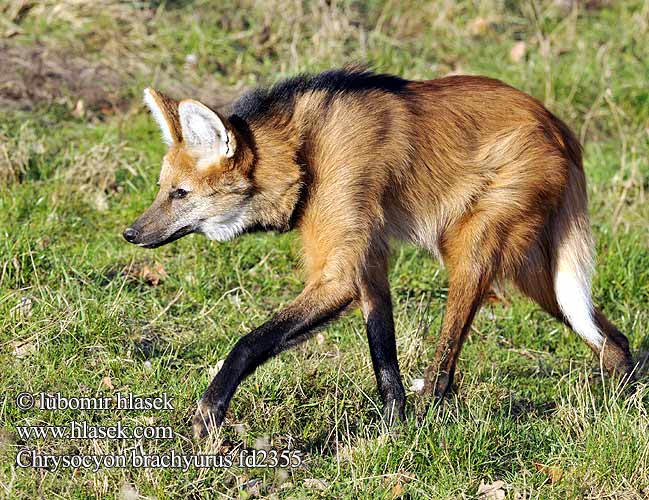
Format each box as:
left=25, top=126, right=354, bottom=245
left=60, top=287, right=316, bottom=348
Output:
left=178, top=100, right=236, bottom=158
left=143, top=88, right=182, bottom=146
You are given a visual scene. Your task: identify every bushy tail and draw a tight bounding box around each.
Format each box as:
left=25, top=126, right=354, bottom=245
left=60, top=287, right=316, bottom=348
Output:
left=552, top=162, right=603, bottom=349
left=513, top=115, right=633, bottom=375
left=544, top=116, right=602, bottom=348
left=551, top=120, right=633, bottom=375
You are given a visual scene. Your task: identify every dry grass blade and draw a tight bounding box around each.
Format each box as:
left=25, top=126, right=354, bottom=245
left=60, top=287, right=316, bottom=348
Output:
left=0, top=122, right=46, bottom=185
left=62, top=142, right=136, bottom=193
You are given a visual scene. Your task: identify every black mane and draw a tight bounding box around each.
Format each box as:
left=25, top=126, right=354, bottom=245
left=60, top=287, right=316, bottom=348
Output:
left=229, top=68, right=410, bottom=122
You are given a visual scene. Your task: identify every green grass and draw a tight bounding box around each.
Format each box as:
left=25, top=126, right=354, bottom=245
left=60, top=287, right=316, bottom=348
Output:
left=1, top=1, right=648, bottom=498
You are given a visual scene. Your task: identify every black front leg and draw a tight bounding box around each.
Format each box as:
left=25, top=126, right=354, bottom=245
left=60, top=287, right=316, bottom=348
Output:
left=193, top=283, right=353, bottom=438
left=364, top=293, right=405, bottom=426
left=359, top=253, right=406, bottom=427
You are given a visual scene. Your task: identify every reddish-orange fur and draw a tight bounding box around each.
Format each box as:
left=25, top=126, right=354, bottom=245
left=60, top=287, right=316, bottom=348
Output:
left=131, top=70, right=634, bottom=437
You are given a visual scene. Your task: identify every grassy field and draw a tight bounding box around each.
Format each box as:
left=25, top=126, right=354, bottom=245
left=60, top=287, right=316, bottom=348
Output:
left=1, top=1, right=648, bottom=498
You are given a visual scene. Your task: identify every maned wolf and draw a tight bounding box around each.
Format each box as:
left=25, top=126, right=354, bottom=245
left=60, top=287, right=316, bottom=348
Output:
left=124, top=68, right=634, bottom=438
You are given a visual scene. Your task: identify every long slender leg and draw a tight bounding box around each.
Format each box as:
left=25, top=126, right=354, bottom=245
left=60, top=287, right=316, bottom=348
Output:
left=193, top=280, right=354, bottom=438
left=359, top=252, right=405, bottom=425
left=422, top=206, right=503, bottom=399
left=423, top=265, right=492, bottom=399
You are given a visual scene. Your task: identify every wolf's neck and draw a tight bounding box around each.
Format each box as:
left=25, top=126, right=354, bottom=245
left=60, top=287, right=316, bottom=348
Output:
left=244, top=113, right=306, bottom=232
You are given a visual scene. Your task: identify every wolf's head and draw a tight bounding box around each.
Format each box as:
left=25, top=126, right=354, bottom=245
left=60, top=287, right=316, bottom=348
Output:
left=123, top=89, right=257, bottom=248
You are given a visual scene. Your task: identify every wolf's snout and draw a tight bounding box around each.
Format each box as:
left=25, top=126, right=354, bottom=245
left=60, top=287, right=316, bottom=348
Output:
left=123, top=227, right=139, bottom=243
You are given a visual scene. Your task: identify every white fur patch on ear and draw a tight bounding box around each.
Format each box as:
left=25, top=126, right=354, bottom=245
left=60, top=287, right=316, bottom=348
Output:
left=178, top=100, right=234, bottom=158
left=143, top=88, right=174, bottom=146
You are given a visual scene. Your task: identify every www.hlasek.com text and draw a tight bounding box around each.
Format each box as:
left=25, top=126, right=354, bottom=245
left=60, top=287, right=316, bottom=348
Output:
left=16, top=421, right=174, bottom=440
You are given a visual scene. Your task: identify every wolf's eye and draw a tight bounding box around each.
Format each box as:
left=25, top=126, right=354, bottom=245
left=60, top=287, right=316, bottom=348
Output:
left=170, top=188, right=189, bottom=200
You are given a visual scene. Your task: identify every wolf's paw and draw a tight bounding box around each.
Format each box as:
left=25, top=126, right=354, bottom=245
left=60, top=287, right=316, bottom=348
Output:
left=422, top=369, right=452, bottom=401
left=192, top=400, right=225, bottom=439
left=381, top=400, right=405, bottom=430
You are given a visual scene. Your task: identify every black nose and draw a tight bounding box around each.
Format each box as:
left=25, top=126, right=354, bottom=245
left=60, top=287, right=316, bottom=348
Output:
left=123, top=227, right=139, bottom=242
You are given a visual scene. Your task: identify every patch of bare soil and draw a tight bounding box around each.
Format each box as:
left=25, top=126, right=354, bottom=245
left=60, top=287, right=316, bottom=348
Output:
left=0, top=0, right=236, bottom=114
left=0, top=42, right=129, bottom=112
left=0, top=40, right=236, bottom=114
